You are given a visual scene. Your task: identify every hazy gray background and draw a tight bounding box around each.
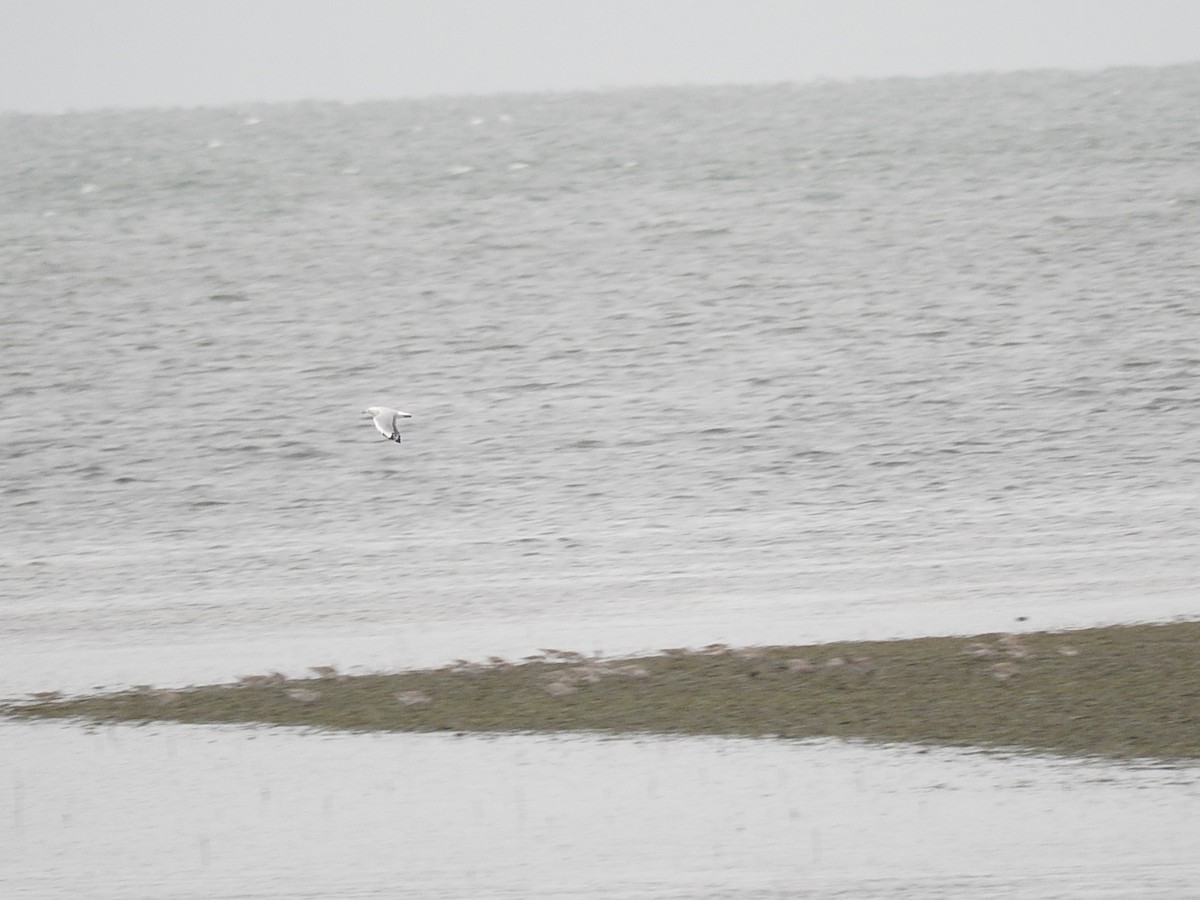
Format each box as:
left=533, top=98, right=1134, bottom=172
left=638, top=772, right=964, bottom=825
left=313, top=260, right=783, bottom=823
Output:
left=2, top=0, right=1198, bottom=112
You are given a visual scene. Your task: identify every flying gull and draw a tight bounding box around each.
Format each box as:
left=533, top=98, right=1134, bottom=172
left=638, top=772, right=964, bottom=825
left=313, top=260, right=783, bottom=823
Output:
left=364, top=406, right=412, bottom=443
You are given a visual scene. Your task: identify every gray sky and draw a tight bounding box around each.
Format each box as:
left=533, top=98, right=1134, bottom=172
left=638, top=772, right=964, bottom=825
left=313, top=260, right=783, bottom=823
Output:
left=2, top=0, right=1198, bottom=113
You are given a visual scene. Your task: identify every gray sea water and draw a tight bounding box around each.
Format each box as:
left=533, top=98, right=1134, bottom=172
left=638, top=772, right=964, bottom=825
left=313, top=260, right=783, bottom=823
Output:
left=3, top=65, right=1200, bottom=898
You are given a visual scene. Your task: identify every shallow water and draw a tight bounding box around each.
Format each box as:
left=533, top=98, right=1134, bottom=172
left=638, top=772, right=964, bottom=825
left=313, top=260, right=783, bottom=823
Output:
left=3, top=65, right=1200, bottom=895
left=4, top=66, right=1200, bottom=701
left=4, top=722, right=1199, bottom=900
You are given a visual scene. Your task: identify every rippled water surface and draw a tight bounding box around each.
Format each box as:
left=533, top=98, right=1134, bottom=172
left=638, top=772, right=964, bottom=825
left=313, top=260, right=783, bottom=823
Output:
left=2, top=64, right=1200, bottom=896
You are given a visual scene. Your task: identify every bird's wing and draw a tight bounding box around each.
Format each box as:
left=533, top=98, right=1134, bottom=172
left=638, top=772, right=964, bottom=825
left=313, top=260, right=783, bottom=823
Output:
left=372, top=411, right=393, bottom=436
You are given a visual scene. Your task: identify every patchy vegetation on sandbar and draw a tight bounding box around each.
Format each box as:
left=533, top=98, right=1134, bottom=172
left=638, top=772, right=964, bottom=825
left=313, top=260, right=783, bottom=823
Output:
left=6, top=622, right=1200, bottom=761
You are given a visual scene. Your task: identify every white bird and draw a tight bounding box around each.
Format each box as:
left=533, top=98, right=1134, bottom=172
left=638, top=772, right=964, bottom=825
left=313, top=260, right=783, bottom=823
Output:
left=364, top=406, right=412, bottom=443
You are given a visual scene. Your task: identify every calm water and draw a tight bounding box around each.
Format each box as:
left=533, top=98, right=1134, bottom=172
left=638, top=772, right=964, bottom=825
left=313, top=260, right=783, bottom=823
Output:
left=2, top=65, right=1200, bottom=897
left=4, top=722, right=1200, bottom=900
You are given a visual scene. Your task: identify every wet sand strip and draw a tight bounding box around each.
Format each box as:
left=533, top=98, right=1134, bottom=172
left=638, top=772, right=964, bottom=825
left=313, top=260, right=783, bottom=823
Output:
left=6, top=621, right=1199, bottom=761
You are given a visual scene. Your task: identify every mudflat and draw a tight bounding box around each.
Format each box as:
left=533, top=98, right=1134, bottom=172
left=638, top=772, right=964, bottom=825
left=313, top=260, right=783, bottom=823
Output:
left=7, top=621, right=1198, bottom=761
